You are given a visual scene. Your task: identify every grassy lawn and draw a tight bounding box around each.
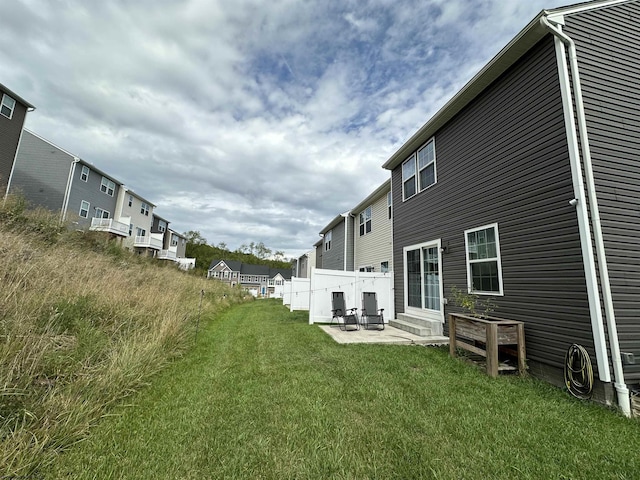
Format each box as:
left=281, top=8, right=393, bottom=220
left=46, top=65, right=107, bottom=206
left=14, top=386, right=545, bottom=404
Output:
left=50, top=300, right=639, bottom=479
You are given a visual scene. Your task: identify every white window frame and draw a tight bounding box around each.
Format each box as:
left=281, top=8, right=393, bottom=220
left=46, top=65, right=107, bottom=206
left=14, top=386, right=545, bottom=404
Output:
left=100, top=177, right=115, bottom=196
left=402, top=239, right=444, bottom=322
left=136, top=227, right=146, bottom=237
left=402, top=155, right=417, bottom=201
left=359, top=206, right=372, bottom=236
left=324, top=230, right=332, bottom=251
left=80, top=165, right=90, bottom=182
left=358, top=265, right=374, bottom=272
left=141, top=203, right=150, bottom=216
left=464, top=223, right=504, bottom=296
left=158, top=220, right=167, bottom=233
left=94, top=208, right=110, bottom=219
left=1, top=94, right=16, bottom=119
left=129, top=223, right=133, bottom=236
left=387, top=191, right=392, bottom=219
left=128, top=195, right=133, bottom=207
left=79, top=200, right=90, bottom=218
left=417, top=138, right=437, bottom=192
left=381, top=261, right=389, bottom=273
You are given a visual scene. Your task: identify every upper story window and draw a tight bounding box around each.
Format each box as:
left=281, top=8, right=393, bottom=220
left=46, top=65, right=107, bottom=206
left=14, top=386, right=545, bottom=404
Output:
left=465, top=223, right=503, bottom=295
left=158, top=220, right=167, bottom=232
left=136, top=227, right=146, bottom=237
left=402, top=137, right=437, bottom=201
left=129, top=223, right=133, bottom=236
left=94, top=208, right=110, bottom=219
left=324, top=230, right=332, bottom=251
left=80, top=165, right=90, bottom=182
left=417, top=139, right=436, bottom=191
left=128, top=195, right=133, bottom=207
left=359, top=206, right=372, bottom=236
left=171, top=235, right=178, bottom=246
left=387, top=191, right=392, bottom=219
left=79, top=200, right=90, bottom=218
left=402, top=157, right=416, bottom=200
left=381, top=261, right=390, bottom=273
left=140, top=203, right=150, bottom=216
left=100, top=177, right=115, bottom=196
left=1, top=94, right=16, bottom=119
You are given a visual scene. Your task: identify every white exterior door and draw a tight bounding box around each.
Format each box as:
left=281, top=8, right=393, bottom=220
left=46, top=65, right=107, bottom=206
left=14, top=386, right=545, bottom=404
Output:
left=403, top=240, right=444, bottom=322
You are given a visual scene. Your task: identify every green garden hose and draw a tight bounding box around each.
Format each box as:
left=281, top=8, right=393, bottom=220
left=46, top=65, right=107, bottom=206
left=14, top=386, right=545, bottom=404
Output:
left=564, top=344, right=594, bottom=400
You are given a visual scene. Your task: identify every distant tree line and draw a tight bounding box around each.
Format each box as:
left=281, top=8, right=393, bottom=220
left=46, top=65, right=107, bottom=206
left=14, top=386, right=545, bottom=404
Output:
left=184, top=231, right=292, bottom=276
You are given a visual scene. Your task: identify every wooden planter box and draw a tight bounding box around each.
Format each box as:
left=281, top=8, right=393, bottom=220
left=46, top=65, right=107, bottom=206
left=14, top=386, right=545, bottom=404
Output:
left=448, top=313, right=526, bottom=377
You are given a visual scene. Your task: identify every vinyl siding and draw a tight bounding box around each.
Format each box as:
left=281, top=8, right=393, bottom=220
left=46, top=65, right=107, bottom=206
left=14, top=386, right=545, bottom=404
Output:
left=322, top=220, right=346, bottom=271
left=392, top=36, right=596, bottom=375
left=354, top=190, right=393, bottom=272
left=565, top=2, right=640, bottom=381
left=67, top=165, right=120, bottom=228
left=0, top=89, right=28, bottom=189
left=10, top=131, right=72, bottom=211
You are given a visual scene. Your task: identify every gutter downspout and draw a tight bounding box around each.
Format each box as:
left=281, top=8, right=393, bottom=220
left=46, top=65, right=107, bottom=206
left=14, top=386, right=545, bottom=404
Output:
left=341, top=212, right=351, bottom=271
left=542, top=15, right=631, bottom=417
left=60, top=157, right=80, bottom=223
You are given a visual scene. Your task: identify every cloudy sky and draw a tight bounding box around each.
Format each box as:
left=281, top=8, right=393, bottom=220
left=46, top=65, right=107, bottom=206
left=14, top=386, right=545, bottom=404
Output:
left=2, top=0, right=576, bottom=259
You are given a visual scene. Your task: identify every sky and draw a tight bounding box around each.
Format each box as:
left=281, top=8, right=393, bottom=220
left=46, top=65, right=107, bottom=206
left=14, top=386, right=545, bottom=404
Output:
left=1, top=0, right=578, bottom=260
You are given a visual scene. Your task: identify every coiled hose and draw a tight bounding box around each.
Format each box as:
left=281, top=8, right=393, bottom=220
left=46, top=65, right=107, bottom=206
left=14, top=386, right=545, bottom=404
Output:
left=564, top=344, right=594, bottom=400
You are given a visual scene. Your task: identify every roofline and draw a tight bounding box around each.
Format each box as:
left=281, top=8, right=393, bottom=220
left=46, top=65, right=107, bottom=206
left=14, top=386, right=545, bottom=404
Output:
left=382, top=0, right=636, bottom=171
left=152, top=213, right=170, bottom=223
left=0, top=83, right=35, bottom=110
left=24, top=129, right=123, bottom=185
left=319, top=210, right=351, bottom=234
left=120, top=186, right=156, bottom=207
left=351, top=178, right=391, bottom=214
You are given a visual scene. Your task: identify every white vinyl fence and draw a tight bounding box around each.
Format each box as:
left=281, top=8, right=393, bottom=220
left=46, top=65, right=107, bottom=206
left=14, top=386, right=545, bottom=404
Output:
left=283, top=281, right=292, bottom=306
left=288, top=277, right=311, bottom=312
left=308, top=268, right=394, bottom=325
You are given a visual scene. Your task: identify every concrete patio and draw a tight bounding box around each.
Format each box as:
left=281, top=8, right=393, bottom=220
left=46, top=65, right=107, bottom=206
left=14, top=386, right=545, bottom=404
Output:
left=318, top=323, right=449, bottom=346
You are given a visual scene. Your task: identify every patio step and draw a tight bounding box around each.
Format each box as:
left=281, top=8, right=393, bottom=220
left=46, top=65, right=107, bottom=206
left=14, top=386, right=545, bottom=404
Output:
left=390, top=313, right=444, bottom=337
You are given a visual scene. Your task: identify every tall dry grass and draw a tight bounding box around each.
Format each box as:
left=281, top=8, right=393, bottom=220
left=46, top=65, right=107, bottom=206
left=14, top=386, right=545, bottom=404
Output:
left=0, top=195, right=250, bottom=477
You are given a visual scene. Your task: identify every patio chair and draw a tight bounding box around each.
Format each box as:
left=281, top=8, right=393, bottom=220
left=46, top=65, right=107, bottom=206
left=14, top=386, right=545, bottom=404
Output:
left=361, top=292, right=384, bottom=330
left=331, top=292, right=359, bottom=331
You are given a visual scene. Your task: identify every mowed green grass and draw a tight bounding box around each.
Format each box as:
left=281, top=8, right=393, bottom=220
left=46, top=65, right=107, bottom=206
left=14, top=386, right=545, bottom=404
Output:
left=50, top=300, right=639, bottom=479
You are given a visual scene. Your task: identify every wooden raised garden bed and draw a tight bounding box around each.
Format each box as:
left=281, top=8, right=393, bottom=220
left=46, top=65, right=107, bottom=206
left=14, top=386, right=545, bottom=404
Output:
left=448, top=313, right=527, bottom=377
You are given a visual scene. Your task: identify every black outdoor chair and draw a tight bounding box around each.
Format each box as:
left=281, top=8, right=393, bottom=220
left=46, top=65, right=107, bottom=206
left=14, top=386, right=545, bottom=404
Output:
left=361, top=292, right=384, bottom=330
left=331, top=292, right=359, bottom=331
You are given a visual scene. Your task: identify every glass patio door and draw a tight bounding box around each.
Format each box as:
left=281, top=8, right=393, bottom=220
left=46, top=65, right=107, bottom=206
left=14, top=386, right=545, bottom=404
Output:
left=404, top=241, right=442, bottom=320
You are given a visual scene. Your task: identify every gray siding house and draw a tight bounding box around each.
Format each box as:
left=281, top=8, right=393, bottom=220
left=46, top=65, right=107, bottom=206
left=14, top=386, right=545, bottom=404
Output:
left=10, top=130, right=123, bottom=230
left=318, top=212, right=354, bottom=271
left=383, top=0, right=640, bottom=415
left=0, top=83, right=34, bottom=190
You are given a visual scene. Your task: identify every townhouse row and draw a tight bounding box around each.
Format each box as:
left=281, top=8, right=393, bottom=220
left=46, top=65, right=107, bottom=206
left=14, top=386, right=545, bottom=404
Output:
left=298, top=0, right=640, bottom=416
left=0, top=86, right=194, bottom=268
left=207, top=260, right=292, bottom=298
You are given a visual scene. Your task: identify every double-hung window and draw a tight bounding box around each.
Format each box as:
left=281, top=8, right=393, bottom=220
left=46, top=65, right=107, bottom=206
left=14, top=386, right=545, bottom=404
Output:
left=402, top=156, right=416, bottom=200
left=140, top=203, right=149, bottom=216
left=158, top=220, right=167, bottom=232
left=1, top=94, right=16, bottom=119
left=80, top=165, right=90, bottom=182
left=128, top=195, right=133, bottom=207
left=136, top=227, right=146, bottom=237
left=324, top=230, right=332, bottom=251
left=100, top=177, right=115, bottom=196
left=465, top=223, right=503, bottom=295
left=79, top=200, right=90, bottom=218
left=417, top=139, right=436, bottom=191
left=359, top=206, right=372, bottom=236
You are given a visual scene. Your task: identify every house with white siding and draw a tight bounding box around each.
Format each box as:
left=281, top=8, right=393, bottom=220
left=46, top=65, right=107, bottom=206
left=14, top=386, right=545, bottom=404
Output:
left=352, top=179, right=392, bottom=273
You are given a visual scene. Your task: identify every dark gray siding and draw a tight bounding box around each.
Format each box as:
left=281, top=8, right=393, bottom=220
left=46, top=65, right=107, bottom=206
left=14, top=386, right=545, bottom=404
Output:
left=392, top=36, right=596, bottom=376
left=0, top=89, right=28, bottom=189
left=10, top=131, right=71, bottom=210
left=67, top=165, right=120, bottom=228
left=322, top=220, right=346, bottom=270
left=565, top=2, right=640, bottom=382
left=315, top=244, right=322, bottom=270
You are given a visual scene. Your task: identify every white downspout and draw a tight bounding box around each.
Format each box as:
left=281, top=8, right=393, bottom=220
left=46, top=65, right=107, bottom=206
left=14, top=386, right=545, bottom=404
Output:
left=542, top=15, right=631, bottom=417
left=341, top=212, right=351, bottom=271
left=60, top=157, right=80, bottom=223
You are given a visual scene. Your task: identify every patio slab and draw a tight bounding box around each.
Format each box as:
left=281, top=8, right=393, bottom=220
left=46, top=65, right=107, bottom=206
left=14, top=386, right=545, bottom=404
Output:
left=318, top=324, right=449, bottom=346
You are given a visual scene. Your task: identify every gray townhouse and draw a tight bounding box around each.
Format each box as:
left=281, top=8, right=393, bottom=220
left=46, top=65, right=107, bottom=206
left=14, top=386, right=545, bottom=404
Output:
left=0, top=83, right=34, bottom=191
left=9, top=130, right=123, bottom=231
left=383, top=0, right=640, bottom=415
left=316, top=212, right=355, bottom=271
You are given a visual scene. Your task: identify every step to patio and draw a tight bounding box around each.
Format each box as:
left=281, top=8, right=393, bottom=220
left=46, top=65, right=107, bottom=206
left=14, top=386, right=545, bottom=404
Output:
left=390, top=313, right=444, bottom=337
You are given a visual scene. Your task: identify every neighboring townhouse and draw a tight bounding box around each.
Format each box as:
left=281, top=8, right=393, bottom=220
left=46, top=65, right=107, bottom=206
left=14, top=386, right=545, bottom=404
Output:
left=157, top=229, right=195, bottom=269
left=151, top=213, right=171, bottom=249
left=207, top=260, right=292, bottom=297
left=313, top=238, right=323, bottom=270
left=352, top=179, right=392, bottom=273
left=10, top=130, right=124, bottom=232
left=114, top=187, right=159, bottom=255
left=294, top=250, right=316, bottom=278
left=382, top=0, right=640, bottom=414
left=318, top=212, right=355, bottom=271
left=0, top=83, right=34, bottom=191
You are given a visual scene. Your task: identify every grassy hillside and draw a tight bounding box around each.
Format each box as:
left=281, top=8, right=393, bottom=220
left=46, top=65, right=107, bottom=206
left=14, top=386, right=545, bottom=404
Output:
left=0, top=195, right=250, bottom=477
